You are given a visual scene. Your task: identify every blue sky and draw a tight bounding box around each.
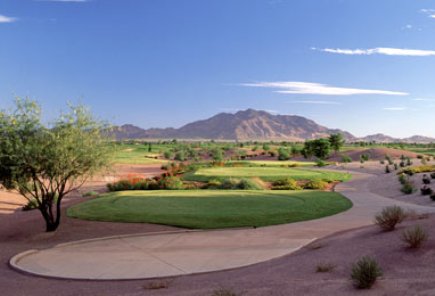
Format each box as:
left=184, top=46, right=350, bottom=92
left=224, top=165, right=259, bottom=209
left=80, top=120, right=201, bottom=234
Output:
left=1, top=0, right=435, bottom=138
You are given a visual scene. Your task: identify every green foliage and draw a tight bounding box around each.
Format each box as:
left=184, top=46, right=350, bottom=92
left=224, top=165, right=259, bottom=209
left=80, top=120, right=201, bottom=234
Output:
left=0, top=98, right=113, bottom=232
left=159, top=176, right=184, bottom=190
left=303, top=180, right=329, bottom=190
left=402, top=165, right=435, bottom=175
left=401, top=181, right=415, bottom=194
left=277, top=147, right=290, bottom=160
left=401, top=225, right=428, bottom=248
left=271, top=178, right=302, bottom=190
left=163, top=150, right=173, bottom=159
left=328, top=133, right=344, bottom=153
left=351, top=257, right=383, bottom=289
left=174, top=150, right=186, bottom=161
left=341, top=155, right=352, bottom=163
left=262, top=143, right=270, bottom=151
left=374, top=206, right=406, bottom=231
left=420, top=186, right=433, bottom=195
left=316, top=159, right=328, bottom=167
left=82, top=191, right=99, bottom=197
left=302, top=138, right=331, bottom=160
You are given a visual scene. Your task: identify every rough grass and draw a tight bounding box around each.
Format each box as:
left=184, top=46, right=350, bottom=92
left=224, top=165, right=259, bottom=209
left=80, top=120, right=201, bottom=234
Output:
left=183, top=166, right=351, bottom=183
left=67, top=190, right=352, bottom=229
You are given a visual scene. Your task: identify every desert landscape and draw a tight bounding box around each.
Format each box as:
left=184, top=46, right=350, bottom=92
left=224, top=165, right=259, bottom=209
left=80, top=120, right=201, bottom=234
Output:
left=2, top=1, right=435, bottom=295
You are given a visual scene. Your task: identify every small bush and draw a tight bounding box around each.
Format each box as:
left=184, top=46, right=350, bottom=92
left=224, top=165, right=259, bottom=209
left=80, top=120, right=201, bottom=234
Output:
left=401, top=225, right=428, bottom=249
left=341, top=155, right=352, bottom=163
left=316, top=159, right=328, bottom=167
left=271, top=178, right=302, bottom=190
left=107, top=179, right=132, bottom=191
left=147, top=179, right=160, bottom=190
left=211, top=288, right=239, bottom=296
left=207, top=179, right=222, bottom=189
left=159, top=176, right=184, bottom=190
left=82, top=191, right=99, bottom=197
left=398, top=173, right=407, bottom=185
left=374, top=206, right=406, bottom=231
left=351, top=256, right=383, bottom=289
left=236, top=178, right=263, bottom=190
left=420, top=186, right=433, bottom=196
left=316, top=262, right=336, bottom=273
left=219, top=178, right=241, bottom=189
left=385, top=165, right=391, bottom=174
left=401, top=182, right=415, bottom=194
left=422, top=174, right=431, bottom=185
left=304, top=180, right=329, bottom=190
left=22, top=199, right=39, bottom=211
left=431, top=172, right=435, bottom=179
left=430, top=193, right=435, bottom=201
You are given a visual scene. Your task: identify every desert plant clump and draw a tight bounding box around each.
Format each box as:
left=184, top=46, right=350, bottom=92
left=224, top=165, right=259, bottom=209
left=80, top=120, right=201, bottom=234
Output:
left=159, top=176, right=184, bottom=190
left=431, top=172, right=435, bottom=179
left=385, top=165, right=391, bottom=174
left=341, top=155, right=352, bottom=163
left=374, top=206, right=406, bottom=231
left=271, top=178, right=302, bottom=190
left=82, top=191, right=99, bottom=197
left=351, top=256, right=383, bottom=289
left=420, top=186, right=433, bottom=196
left=303, top=180, right=329, bottom=190
left=401, top=225, right=428, bottom=249
left=401, top=181, right=415, bottom=194
left=316, top=159, right=328, bottom=167
left=316, top=262, right=336, bottom=273
left=211, top=288, right=240, bottom=296
left=422, top=174, right=431, bottom=184
left=398, top=173, right=408, bottom=185
left=430, top=193, right=435, bottom=201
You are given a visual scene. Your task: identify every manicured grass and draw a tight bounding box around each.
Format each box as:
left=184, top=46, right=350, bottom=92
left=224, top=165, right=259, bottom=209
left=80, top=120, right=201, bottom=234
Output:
left=67, top=190, right=352, bottom=229
left=183, top=166, right=351, bottom=182
left=232, top=160, right=317, bottom=167
left=114, top=146, right=167, bottom=164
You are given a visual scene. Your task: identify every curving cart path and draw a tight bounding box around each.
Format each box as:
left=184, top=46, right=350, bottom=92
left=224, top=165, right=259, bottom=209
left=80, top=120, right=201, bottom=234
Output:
left=10, top=170, right=435, bottom=280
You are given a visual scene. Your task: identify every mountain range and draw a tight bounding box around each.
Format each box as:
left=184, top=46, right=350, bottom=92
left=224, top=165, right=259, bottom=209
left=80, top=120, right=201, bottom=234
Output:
left=113, top=109, right=434, bottom=143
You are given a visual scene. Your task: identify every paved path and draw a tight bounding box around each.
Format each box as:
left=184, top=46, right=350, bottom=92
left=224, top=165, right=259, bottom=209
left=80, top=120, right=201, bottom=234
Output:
left=10, top=170, right=435, bottom=280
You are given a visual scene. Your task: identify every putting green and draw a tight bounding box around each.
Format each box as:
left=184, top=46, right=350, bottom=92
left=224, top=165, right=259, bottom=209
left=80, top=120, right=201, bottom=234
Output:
left=183, top=166, right=351, bottom=182
left=68, top=190, right=352, bottom=229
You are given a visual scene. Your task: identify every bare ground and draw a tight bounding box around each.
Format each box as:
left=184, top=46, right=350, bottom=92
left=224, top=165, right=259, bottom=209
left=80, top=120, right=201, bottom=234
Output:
left=2, top=161, right=435, bottom=295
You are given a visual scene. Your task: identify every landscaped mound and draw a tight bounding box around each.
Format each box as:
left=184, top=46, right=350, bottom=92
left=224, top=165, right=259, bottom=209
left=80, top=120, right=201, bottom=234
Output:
left=67, top=190, right=352, bottom=229
left=330, top=148, right=418, bottom=162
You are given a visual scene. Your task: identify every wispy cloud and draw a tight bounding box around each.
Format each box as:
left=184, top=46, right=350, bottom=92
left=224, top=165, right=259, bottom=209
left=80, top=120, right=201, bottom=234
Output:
left=312, top=47, right=435, bottom=57
left=290, top=100, right=341, bottom=105
left=421, top=9, right=435, bottom=19
left=413, top=98, right=435, bottom=102
left=0, top=14, right=17, bottom=23
left=241, top=81, right=408, bottom=96
left=383, top=107, right=407, bottom=111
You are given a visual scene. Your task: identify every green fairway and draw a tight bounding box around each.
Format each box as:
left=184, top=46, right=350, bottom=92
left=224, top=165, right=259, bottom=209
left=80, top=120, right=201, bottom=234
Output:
left=67, top=190, right=352, bottom=229
left=114, top=145, right=167, bottom=164
left=232, top=160, right=317, bottom=167
left=183, top=166, right=351, bottom=182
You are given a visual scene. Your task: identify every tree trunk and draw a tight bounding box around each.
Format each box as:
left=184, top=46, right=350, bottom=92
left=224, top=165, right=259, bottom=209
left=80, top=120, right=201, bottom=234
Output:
left=39, top=197, right=62, bottom=232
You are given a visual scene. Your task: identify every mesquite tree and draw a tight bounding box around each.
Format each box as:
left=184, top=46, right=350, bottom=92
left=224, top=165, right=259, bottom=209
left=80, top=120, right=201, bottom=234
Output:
left=0, top=99, right=113, bottom=232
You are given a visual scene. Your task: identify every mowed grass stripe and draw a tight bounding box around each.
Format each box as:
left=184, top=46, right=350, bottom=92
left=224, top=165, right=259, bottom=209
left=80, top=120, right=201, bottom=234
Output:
left=67, top=190, right=352, bottom=229
left=183, top=166, right=351, bottom=182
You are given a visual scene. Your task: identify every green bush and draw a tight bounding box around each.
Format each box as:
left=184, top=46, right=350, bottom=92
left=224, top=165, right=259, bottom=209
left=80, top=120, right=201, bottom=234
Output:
left=107, top=180, right=132, bottom=191
left=304, top=180, right=329, bottom=190
left=401, top=182, right=415, bottom=194
left=219, top=178, right=240, bottom=189
left=341, top=155, right=352, bottom=163
left=431, top=173, right=435, bottom=179
left=82, top=191, right=99, bottom=197
left=237, top=178, right=263, bottom=190
left=271, top=178, right=302, bottom=190
left=159, top=176, right=184, bottom=190
left=351, top=256, right=383, bottom=289
left=316, top=159, right=328, bottom=167
left=385, top=165, right=391, bottom=174
left=401, top=225, right=428, bottom=249
left=207, top=179, right=222, bottom=189
left=374, top=206, right=406, bottom=231
left=398, top=173, right=407, bottom=185
left=421, top=186, right=433, bottom=196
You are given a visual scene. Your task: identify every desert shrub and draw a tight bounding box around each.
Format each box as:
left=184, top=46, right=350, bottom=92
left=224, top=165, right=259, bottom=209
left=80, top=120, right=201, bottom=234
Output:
left=271, top=178, right=302, bottom=190
left=237, top=178, right=263, bottom=190
left=421, top=158, right=428, bottom=165
left=160, top=164, right=169, bottom=170
left=417, top=155, right=424, bottom=159
left=219, top=178, right=240, bottom=190
left=159, top=176, right=184, bottom=190
left=147, top=179, right=160, bottom=190
left=132, top=180, right=149, bottom=190
left=341, top=155, right=352, bottom=163
left=422, top=174, right=431, bottom=184
left=174, top=151, right=186, bottom=161
left=420, top=186, right=433, bottom=195
left=401, top=182, right=415, bottom=194
left=304, top=180, right=329, bottom=190
left=360, top=153, right=370, bottom=162
left=400, top=161, right=406, bottom=168
left=211, top=288, right=239, bottom=296
left=393, top=163, right=398, bottom=170
left=22, top=199, right=39, bottom=211
left=430, top=193, right=435, bottom=201
left=207, top=179, right=222, bottom=189
left=385, top=155, right=394, bottom=165
left=398, top=173, right=407, bottom=185
left=406, top=158, right=413, bottom=166
left=431, top=173, right=435, bottom=179
left=107, top=179, right=132, bottom=191
left=163, top=150, right=173, bottom=159
left=351, top=256, right=383, bottom=289
left=316, top=159, right=328, bottom=167
left=316, top=262, right=336, bottom=273
left=401, top=225, right=428, bottom=248
left=379, top=160, right=385, bottom=165
left=278, top=147, right=290, bottom=160
left=385, top=165, right=391, bottom=174
left=374, top=206, right=406, bottom=231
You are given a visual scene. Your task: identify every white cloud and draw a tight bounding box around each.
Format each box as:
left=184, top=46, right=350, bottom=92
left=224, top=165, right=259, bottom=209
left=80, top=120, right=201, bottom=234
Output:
left=383, top=107, right=407, bottom=111
left=314, top=47, right=435, bottom=57
left=241, top=81, right=408, bottom=96
left=0, top=14, right=17, bottom=23
left=290, top=100, right=341, bottom=105
left=413, top=98, right=435, bottom=102
left=421, top=9, right=435, bottom=18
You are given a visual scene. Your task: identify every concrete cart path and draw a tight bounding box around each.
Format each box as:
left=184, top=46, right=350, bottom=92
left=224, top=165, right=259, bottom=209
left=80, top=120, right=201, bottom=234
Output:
left=10, top=170, right=435, bottom=280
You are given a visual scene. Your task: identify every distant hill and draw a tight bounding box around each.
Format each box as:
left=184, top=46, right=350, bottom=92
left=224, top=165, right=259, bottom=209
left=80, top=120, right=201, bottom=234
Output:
left=113, top=109, right=354, bottom=141
left=112, top=109, right=434, bottom=143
